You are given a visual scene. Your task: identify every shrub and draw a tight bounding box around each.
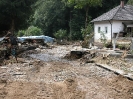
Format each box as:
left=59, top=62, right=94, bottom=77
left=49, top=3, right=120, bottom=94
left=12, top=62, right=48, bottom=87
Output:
left=81, top=23, right=93, bottom=48
left=117, top=44, right=130, bottom=50
left=105, top=42, right=112, bottom=48
left=54, top=29, right=67, bottom=40
left=99, top=31, right=107, bottom=47
left=18, top=30, right=25, bottom=37
left=25, top=26, right=43, bottom=36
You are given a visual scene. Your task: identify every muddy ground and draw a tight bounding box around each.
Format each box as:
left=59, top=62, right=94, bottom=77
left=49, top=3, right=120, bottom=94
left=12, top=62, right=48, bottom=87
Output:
left=0, top=44, right=133, bottom=99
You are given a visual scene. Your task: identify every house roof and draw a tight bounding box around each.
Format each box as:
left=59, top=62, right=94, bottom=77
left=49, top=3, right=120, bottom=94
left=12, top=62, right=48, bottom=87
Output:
left=91, top=4, right=133, bottom=22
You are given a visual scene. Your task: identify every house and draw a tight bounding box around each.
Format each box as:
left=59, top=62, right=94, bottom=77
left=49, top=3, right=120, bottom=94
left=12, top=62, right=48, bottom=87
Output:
left=91, top=0, right=133, bottom=43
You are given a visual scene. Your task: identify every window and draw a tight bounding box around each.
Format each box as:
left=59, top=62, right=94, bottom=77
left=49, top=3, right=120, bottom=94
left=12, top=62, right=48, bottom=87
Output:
left=105, top=27, right=108, bottom=33
left=98, top=27, right=101, bottom=33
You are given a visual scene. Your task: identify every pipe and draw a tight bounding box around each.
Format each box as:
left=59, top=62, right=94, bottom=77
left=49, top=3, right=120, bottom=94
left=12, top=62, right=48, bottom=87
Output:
left=109, top=20, right=112, bottom=44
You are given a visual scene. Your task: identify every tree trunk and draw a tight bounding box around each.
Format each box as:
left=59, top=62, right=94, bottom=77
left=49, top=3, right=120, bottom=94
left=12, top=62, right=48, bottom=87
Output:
left=85, top=6, right=89, bottom=28
left=69, top=7, right=73, bottom=41
left=10, top=18, right=15, bottom=34
left=69, top=10, right=72, bottom=40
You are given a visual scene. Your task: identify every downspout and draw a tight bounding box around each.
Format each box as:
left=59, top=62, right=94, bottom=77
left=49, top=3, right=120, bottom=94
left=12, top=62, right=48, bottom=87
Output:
left=109, top=20, right=112, bottom=44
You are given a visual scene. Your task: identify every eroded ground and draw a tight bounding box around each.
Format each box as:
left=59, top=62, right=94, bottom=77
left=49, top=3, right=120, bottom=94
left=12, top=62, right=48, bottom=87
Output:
left=0, top=44, right=133, bottom=99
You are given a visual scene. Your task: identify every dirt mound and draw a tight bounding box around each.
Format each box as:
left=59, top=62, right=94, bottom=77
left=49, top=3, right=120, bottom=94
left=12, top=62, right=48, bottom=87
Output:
left=0, top=78, right=85, bottom=99
left=52, top=78, right=85, bottom=99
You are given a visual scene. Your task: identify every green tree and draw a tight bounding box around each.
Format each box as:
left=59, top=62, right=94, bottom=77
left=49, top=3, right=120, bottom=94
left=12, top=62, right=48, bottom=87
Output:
left=54, top=29, right=67, bottom=40
left=33, top=0, right=68, bottom=36
left=127, top=0, right=133, bottom=5
left=90, top=0, right=128, bottom=19
left=18, top=30, right=25, bottom=37
left=25, top=26, right=43, bottom=36
left=68, top=0, right=102, bottom=28
left=69, top=10, right=85, bottom=40
left=0, top=0, right=37, bottom=33
left=99, top=31, right=107, bottom=47
left=81, top=23, right=93, bottom=48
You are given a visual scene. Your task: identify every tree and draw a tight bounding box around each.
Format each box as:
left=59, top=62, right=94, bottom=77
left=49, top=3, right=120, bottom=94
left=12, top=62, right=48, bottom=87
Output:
left=89, top=0, right=128, bottom=19
left=18, top=26, right=42, bottom=36
left=54, top=29, right=67, bottom=40
left=17, top=30, right=25, bottom=37
left=127, top=0, right=133, bottom=5
left=0, top=0, right=37, bottom=34
left=81, top=22, right=93, bottom=48
left=33, top=0, right=68, bottom=37
left=68, top=9, right=85, bottom=40
left=25, top=26, right=43, bottom=36
left=68, top=0, right=102, bottom=28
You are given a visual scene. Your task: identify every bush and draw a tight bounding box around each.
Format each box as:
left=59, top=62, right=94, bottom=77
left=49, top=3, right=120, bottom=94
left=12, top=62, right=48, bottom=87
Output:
left=81, top=23, right=93, bottom=38
left=18, top=30, right=25, bottom=37
left=54, top=29, right=67, bottom=40
left=81, top=23, right=93, bottom=48
left=116, top=44, right=130, bottom=50
left=99, top=31, right=107, bottom=47
left=105, top=42, right=112, bottom=48
left=25, top=26, right=43, bottom=36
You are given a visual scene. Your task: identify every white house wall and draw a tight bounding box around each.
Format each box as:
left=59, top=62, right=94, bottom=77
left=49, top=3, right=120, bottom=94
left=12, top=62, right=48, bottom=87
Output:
left=112, top=21, right=124, bottom=35
left=94, top=21, right=111, bottom=42
left=94, top=21, right=124, bottom=42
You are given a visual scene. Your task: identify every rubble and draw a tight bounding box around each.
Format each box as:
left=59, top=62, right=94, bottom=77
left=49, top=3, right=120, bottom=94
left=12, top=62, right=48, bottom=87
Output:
left=0, top=42, right=132, bottom=98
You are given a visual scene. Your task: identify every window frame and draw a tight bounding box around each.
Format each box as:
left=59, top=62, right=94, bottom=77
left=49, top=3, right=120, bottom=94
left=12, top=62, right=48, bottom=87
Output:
left=98, top=27, right=101, bottom=33
left=105, top=27, right=108, bottom=33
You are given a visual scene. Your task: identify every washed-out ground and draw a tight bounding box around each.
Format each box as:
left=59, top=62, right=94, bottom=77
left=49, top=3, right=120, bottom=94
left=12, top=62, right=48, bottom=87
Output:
left=0, top=44, right=133, bottom=99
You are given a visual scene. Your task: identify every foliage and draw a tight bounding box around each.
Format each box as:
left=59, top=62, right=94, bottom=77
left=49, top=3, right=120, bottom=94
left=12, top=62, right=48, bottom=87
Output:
left=81, top=23, right=93, bottom=48
left=69, top=10, right=85, bottom=40
left=25, top=26, right=43, bottom=36
left=54, top=29, right=67, bottom=40
left=33, top=0, right=68, bottom=36
left=32, top=0, right=127, bottom=41
left=99, top=31, right=107, bottom=47
left=127, top=0, right=133, bottom=5
left=68, top=0, right=102, bottom=8
left=67, top=0, right=102, bottom=27
left=105, top=42, right=112, bottom=48
left=0, top=0, right=128, bottom=40
left=17, top=26, right=43, bottom=36
left=17, top=30, right=25, bottom=37
left=89, top=0, right=128, bottom=21
left=0, top=0, right=37, bottom=33
left=33, top=0, right=85, bottom=40
left=117, top=44, right=130, bottom=50
left=0, top=0, right=129, bottom=40
left=81, top=23, right=93, bottom=38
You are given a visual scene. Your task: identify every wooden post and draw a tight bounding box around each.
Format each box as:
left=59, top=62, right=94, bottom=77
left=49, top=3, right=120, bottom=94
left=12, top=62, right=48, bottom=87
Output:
left=113, top=33, right=119, bottom=50
left=130, top=38, right=133, bottom=54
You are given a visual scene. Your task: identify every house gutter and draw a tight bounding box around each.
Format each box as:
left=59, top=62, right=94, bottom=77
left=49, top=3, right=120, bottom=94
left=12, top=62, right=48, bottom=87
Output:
left=109, top=20, right=112, bottom=44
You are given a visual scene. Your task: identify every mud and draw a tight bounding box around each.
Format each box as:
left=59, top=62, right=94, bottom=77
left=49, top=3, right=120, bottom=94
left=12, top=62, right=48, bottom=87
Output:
left=0, top=45, right=133, bottom=99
